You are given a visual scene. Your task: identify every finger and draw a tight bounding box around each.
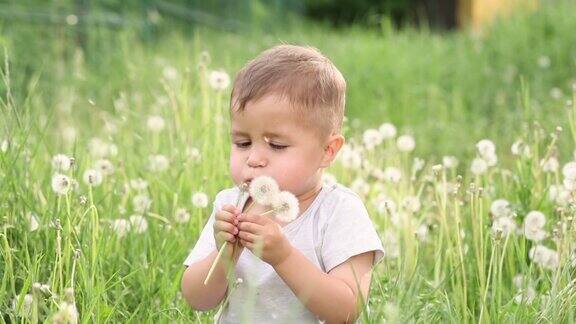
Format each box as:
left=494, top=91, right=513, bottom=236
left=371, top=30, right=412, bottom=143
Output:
left=214, top=220, right=238, bottom=235
left=237, top=213, right=266, bottom=225
left=221, top=204, right=241, bottom=215
left=240, top=239, right=254, bottom=250
left=238, top=221, right=263, bottom=234
left=238, top=230, right=257, bottom=243
left=215, top=210, right=235, bottom=223
left=217, top=231, right=236, bottom=243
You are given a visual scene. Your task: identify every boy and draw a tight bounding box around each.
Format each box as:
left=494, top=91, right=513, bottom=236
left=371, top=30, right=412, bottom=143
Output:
left=181, top=45, right=384, bottom=323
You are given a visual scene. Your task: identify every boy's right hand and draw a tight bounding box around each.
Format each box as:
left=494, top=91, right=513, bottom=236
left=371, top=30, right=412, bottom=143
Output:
left=213, top=204, right=242, bottom=251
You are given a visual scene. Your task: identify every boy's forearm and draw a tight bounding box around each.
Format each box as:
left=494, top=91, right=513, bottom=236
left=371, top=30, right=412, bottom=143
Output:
left=273, top=248, right=359, bottom=323
left=181, top=245, right=242, bottom=311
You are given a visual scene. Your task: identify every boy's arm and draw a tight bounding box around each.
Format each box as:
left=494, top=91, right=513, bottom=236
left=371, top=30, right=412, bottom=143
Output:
left=181, top=245, right=243, bottom=311
left=274, top=248, right=375, bottom=323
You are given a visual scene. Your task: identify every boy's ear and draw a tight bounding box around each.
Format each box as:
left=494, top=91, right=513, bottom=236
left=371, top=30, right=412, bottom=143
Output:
left=320, top=134, right=345, bottom=168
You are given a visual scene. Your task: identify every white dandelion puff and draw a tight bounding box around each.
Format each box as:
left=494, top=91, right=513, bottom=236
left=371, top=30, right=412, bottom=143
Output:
left=339, top=144, right=362, bottom=170
left=396, top=135, right=415, bottom=152
left=540, top=157, right=559, bottom=173
left=1, top=138, right=10, bottom=152
left=249, top=176, right=280, bottom=205
left=523, top=211, right=547, bottom=241
left=470, top=158, right=488, bottom=175
left=53, top=301, right=78, bottom=324
left=402, top=196, right=421, bottom=213
left=351, top=177, right=370, bottom=197
left=162, top=66, right=179, bottom=81
left=147, top=115, right=165, bottom=132
left=186, top=146, right=201, bottom=161
left=537, top=55, right=551, bottom=69
left=476, top=139, right=496, bottom=158
left=270, top=191, right=300, bottom=222
left=207, top=70, right=230, bottom=91
left=362, top=128, right=383, bottom=150
left=491, top=216, right=517, bottom=237
left=83, top=169, right=103, bottom=187
left=133, top=194, right=152, bottom=213
left=52, top=174, right=72, bottom=195
left=442, top=156, right=459, bottom=169
left=383, top=167, right=402, bottom=183
left=26, top=212, right=39, bottom=232
left=562, top=161, right=576, bottom=180
left=378, top=123, right=397, bottom=139
left=52, top=154, right=73, bottom=172
left=12, top=294, right=33, bottom=318
left=111, top=219, right=131, bottom=237
left=129, top=215, right=148, bottom=234
left=514, top=286, right=536, bottom=305
left=174, top=208, right=191, bottom=224
left=148, top=154, right=169, bottom=172
left=191, top=192, right=209, bottom=208
left=94, top=159, right=114, bottom=176
left=490, top=199, right=513, bottom=218
left=511, top=140, right=531, bottom=157
left=130, top=178, right=148, bottom=191
left=415, top=224, right=429, bottom=242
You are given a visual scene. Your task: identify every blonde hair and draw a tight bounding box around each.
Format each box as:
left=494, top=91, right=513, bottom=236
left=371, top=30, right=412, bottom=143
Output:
left=230, top=44, right=346, bottom=138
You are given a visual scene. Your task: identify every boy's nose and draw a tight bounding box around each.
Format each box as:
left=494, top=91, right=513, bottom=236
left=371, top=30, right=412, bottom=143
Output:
left=246, top=149, right=267, bottom=168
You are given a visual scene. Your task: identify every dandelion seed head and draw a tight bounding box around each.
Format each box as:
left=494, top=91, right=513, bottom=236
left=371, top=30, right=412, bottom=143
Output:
left=470, top=158, right=488, bottom=175
left=26, top=212, right=39, bottom=232
left=111, top=219, right=131, bottom=237
left=476, top=139, right=496, bottom=158
left=562, top=161, right=576, bottom=180
left=130, top=178, right=148, bottom=191
left=191, top=192, right=209, bottom=208
left=249, top=176, right=280, bottom=205
left=94, top=159, right=114, bottom=176
left=148, top=154, right=170, bottom=173
left=133, top=194, right=152, bottom=213
left=147, top=115, right=165, bottom=132
left=52, top=154, right=73, bottom=172
left=174, top=208, right=191, bottom=224
left=397, top=135, right=416, bottom=152
left=362, top=128, right=383, bottom=150
left=490, top=199, right=513, bottom=218
left=271, top=191, right=299, bottom=222
left=83, top=169, right=103, bottom=187
left=52, top=174, right=72, bottom=195
left=540, top=157, right=559, bottom=173
left=207, top=70, right=230, bottom=91
left=491, top=216, right=517, bottom=237
left=383, top=167, right=402, bottom=183
left=129, top=215, right=148, bottom=234
left=379, top=122, right=397, bottom=139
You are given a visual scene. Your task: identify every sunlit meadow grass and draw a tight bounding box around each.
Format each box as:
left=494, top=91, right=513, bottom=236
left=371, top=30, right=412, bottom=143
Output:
left=2, top=2, right=576, bottom=323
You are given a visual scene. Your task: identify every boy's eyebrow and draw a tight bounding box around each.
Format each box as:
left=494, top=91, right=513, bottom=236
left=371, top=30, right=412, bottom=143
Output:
left=231, top=130, right=284, bottom=139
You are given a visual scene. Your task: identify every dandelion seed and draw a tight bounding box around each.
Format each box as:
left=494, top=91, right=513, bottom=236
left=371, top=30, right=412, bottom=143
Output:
left=133, top=194, right=152, bottom=213
left=476, top=139, right=496, bottom=158
left=162, top=66, right=179, bottom=81
left=490, top=199, right=513, bottom=218
left=470, top=158, right=488, bottom=175
left=83, top=169, right=103, bottom=187
left=362, top=128, right=383, bottom=150
left=402, top=196, right=421, bottom=213
left=52, top=174, right=72, bottom=195
left=540, top=157, right=559, bottom=173
left=442, top=156, right=459, bottom=169
left=94, top=159, right=114, bottom=176
left=339, top=145, right=362, bottom=170
left=270, top=191, right=300, bottom=222
left=52, top=154, right=73, bottom=171
left=147, top=115, right=165, bottom=132
left=174, top=208, right=191, bottom=224
left=1, top=138, right=9, bottom=152
left=511, top=140, right=531, bottom=157
left=383, top=167, right=402, bottom=183
left=537, top=55, right=551, bottom=69
left=129, top=215, right=148, bottom=234
left=491, top=216, right=517, bottom=237
left=550, top=87, right=563, bottom=100
left=186, top=146, right=201, bottom=161
left=378, top=122, right=397, bottom=139
left=415, top=224, right=429, bottom=242
left=130, top=178, right=148, bottom=191
left=523, top=211, right=547, bottom=242
left=396, top=135, right=415, bottom=152
left=12, top=294, right=33, bottom=318
left=514, top=286, right=536, bottom=305
left=249, top=176, right=279, bottom=205
left=111, top=219, right=131, bottom=237
left=148, top=154, right=169, bottom=172
left=529, top=245, right=559, bottom=270
left=26, top=212, right=39, bottom=232
left=207, top=70, right=230, bottom=91
left=562, top=161, right=576, bottom=180
left=191, top=192, right=209, bottom=208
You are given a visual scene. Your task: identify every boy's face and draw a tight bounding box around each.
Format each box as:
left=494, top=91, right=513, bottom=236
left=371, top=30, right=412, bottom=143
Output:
left=230, top=93, right=328, bottom=197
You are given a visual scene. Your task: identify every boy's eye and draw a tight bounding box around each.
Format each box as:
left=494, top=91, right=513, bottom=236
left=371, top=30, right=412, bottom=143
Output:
left=269, top=143, right=288, bottom=150
left=235, top=141, right=251, bottom=148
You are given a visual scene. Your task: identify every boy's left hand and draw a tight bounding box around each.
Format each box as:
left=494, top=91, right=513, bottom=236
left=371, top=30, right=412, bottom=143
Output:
left=237, top=212, right=293, bottom=267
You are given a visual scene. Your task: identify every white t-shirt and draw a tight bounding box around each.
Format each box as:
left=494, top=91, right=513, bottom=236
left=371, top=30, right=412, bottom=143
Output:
left=183, top=182, right=384, bottom=323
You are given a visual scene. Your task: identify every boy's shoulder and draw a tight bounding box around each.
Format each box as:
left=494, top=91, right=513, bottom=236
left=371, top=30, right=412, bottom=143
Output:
left=321, top=182, right=368, bottom=211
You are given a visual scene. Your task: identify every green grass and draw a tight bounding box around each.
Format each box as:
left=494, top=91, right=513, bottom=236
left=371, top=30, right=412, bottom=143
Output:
left=1, top=1, right=576, bottom=322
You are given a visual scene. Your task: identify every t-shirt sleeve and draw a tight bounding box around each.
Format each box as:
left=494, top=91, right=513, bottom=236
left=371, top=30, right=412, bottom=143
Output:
left=183, top=191, right=226, bottom=267
left=321, top=192, right=384, bottom=272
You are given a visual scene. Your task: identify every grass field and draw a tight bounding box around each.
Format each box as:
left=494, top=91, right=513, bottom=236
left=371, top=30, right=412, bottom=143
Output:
left=2, top=1, right=576, bottom=322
